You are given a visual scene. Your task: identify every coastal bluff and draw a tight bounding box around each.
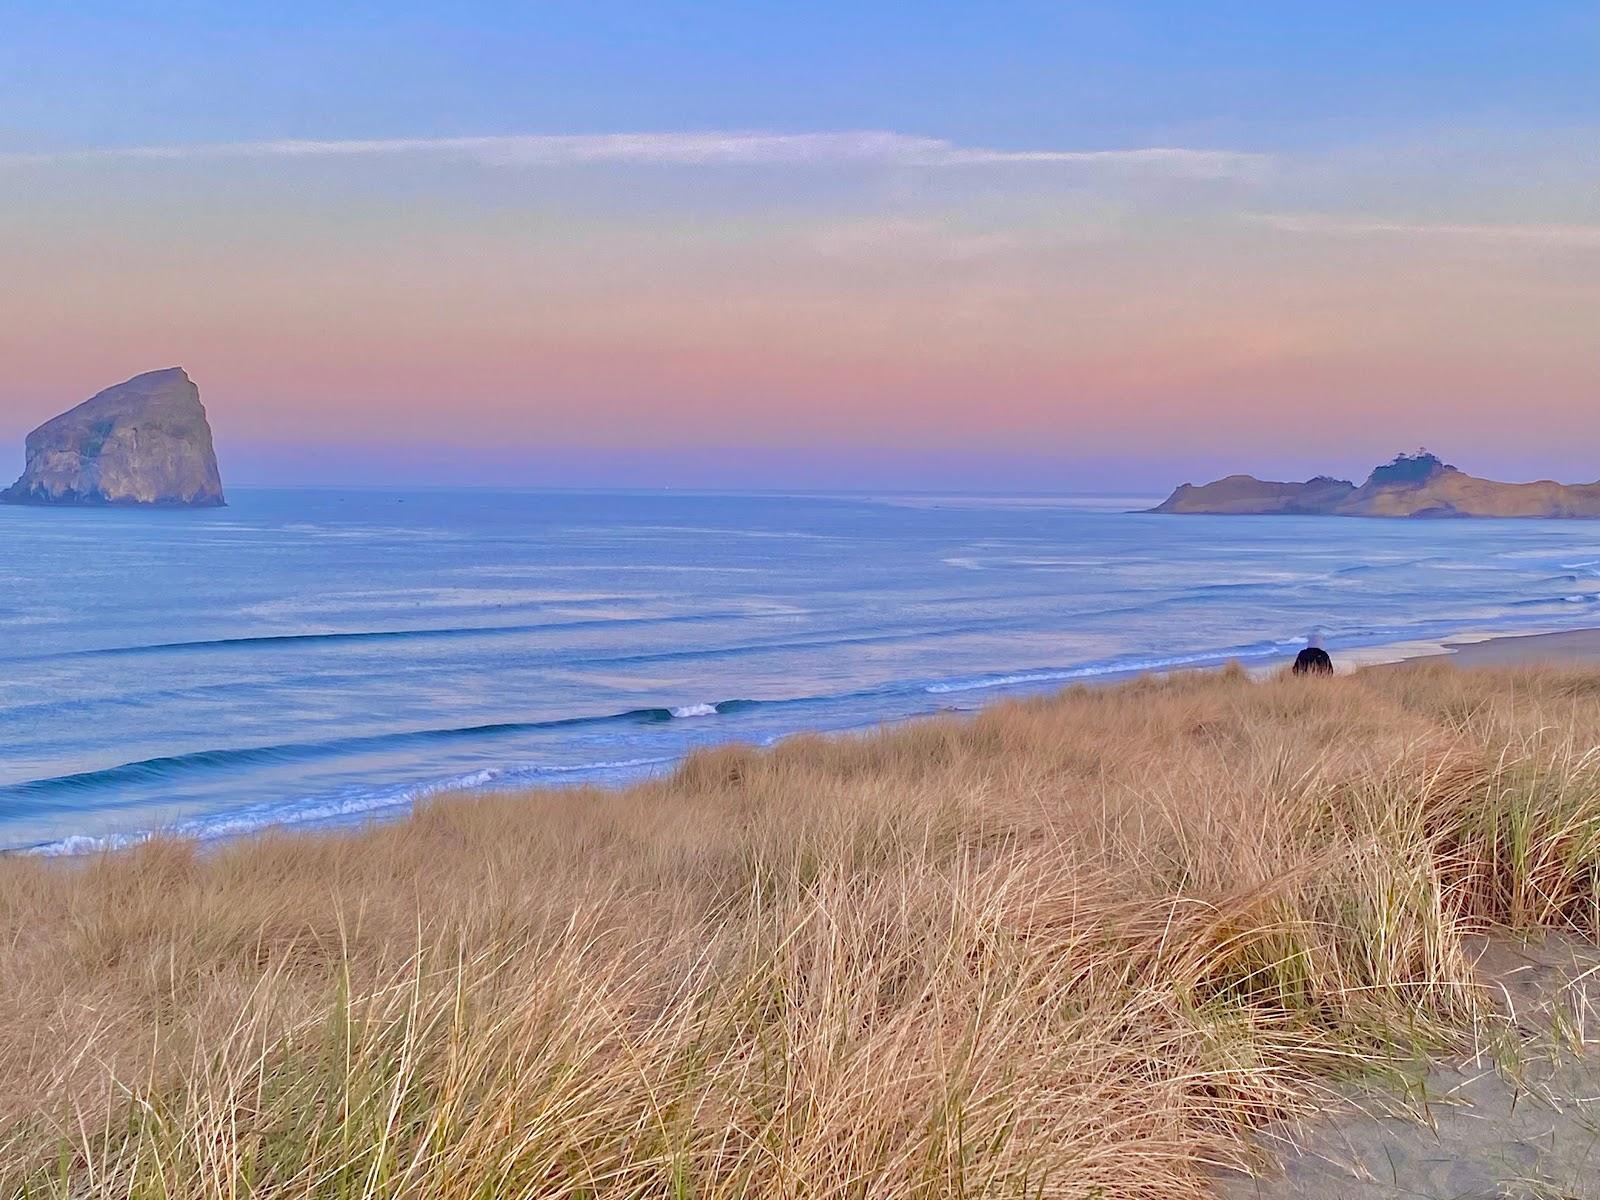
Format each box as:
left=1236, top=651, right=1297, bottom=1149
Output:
left=1, top=368, right=225, bottom=508
left=1152, top=451, right=1600, bottom=519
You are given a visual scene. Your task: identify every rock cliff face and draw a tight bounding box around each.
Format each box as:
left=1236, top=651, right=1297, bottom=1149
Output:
left=1152, top=473, right=1357, bottom=515
left=1151, top=453, right=1600, bottom=519
left=1, top=368, right=225, bottom=507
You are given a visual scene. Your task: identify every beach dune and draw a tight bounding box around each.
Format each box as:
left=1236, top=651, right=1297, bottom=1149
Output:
left=4, top=656, right=1600, bottom=1196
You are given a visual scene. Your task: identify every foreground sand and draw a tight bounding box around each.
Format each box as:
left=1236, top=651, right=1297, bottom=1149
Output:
left=1222, top=933, right=1600, bottom=1198
left=6, top=660, right=1600, bottom=1197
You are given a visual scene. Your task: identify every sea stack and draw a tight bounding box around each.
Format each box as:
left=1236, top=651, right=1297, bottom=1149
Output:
left=1, top=368, right=225, bottom=507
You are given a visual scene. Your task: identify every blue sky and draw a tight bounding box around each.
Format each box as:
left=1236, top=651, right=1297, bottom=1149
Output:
left=1, top=3, right=1596, bottom=489
left=5, top=3, right=1596, bottom=151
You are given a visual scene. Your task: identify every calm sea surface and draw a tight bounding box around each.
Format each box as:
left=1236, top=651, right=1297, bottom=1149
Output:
left=5, top=488, right=1600, bottom=853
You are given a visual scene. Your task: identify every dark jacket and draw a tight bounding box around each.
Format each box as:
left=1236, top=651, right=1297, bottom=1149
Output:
left=1292, top=647, right=1333, bottom=675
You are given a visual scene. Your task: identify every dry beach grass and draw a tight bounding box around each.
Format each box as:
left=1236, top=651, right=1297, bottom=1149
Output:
left=5, top=662, right=1600, bottom=1197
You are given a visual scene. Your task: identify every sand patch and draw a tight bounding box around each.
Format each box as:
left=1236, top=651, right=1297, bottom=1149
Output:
left=1221, top=934, right=1600, bottom=1199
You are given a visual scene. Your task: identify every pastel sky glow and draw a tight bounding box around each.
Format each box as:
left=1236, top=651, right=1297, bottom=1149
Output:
left=2, top=2, right=1597, bottom=490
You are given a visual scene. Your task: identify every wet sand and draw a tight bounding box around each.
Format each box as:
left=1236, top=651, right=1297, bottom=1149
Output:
left=1348, top=627, right=1600, bottom=676
left=1439, top=628, right=1600, bottom=670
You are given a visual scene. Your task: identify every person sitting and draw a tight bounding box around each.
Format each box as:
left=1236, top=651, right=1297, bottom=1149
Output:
left=1292, top=645, right=1333, bottom=675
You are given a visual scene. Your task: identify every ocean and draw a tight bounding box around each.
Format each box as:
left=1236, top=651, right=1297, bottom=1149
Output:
left=5, top=487, right=1600, bottom=854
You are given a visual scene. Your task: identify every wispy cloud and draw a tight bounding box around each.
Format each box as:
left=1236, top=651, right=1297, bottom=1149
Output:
left=807, top=217, right=1027, bottom=263
left=0, top=130, right=1268, bottom=178
left=1248, top=212, right=1600, bottom=247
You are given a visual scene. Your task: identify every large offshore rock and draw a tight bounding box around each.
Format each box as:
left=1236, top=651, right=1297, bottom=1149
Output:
left=1150, top=473, right=1356, bottom=515
left=1152, top=452, right=1600, bottom=519
left=1, top=368, right=225, bottom=507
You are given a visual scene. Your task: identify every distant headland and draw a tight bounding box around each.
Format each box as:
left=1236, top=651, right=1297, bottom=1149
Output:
left=1, top=368, right=225, bottom=508
left=1151, top=451, right=1600, bottom=519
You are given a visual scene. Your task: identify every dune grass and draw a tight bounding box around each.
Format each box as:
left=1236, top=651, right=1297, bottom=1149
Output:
left=5, top=662, right=1600, bottom=1197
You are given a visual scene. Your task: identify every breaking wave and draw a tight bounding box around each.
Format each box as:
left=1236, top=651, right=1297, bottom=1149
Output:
left=21, top=756, right=680, bottom=857
left=0, top=700, right=767, bottom=808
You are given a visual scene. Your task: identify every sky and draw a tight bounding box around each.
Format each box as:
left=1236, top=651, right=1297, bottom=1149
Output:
left=1, top=2, right=1596, bottom=491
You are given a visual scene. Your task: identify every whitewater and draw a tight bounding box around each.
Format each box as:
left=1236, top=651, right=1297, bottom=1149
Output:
left=5, top=487, right=1600, bottom=854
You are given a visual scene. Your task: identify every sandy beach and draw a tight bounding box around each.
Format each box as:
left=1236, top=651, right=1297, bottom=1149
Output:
left=1330, top=627, right=1600, bottom=677
left=1437, top=627, right=1600, bottom=669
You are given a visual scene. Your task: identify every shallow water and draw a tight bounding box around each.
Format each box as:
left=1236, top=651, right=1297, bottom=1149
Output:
left=5, top=488, right=1600, bottom=853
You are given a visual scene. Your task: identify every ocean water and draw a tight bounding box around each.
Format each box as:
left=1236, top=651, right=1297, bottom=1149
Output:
left=5, top=488, right=1600, bottom=855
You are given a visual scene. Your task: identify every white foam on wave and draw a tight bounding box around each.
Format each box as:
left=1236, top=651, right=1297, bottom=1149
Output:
left=19, top=757, right=678, bottom=858
left=517, top=755, right=675, bottom=775
left=927, top=670, right=1083, bottom=694
left=925, top=646, right=1286, bottom=694
left=21, top=767, right=505, bottom=857
left=26, top=834, right=123, bottom=857
left=670, top=703, right=719, bottom=718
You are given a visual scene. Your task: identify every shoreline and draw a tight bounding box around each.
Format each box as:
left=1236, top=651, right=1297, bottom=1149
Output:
left=1350, top=626, right=1600, bottom=673
left=1425, top=625, right=1600, bottom=668
left=12, top=624, right=1600, bottom=859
